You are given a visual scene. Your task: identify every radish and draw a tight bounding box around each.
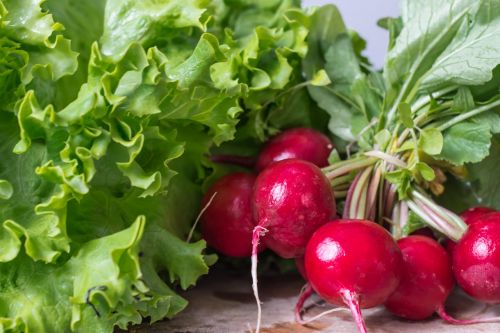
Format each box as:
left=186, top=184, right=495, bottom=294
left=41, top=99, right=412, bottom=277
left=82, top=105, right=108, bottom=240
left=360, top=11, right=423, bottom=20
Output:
left=460, top=206, right=496, bottom=223
left=253, top=159, right=336, bottom=258
left=251, top=158, right=336, bottom=332
left=255, top=128, right=333, bottom=171
left=445, top=206, right=496, bottom=254
left=452, top=213, right=500, bottom=303
left=304, top=219, right=402, bottom=333
left=384, top=236, right=454, bottom=320
left=200, top=172, right=264, bottom=257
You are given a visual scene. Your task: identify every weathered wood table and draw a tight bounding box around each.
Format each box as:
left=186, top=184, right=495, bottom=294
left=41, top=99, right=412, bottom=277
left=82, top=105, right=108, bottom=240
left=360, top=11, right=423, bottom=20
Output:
left=129, top=270, right=499, bottom=333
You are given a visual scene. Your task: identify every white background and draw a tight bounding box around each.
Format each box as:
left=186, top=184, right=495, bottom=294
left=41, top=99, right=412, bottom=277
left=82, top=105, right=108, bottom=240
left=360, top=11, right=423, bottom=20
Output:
left=303, top=0, right=400, bottom=68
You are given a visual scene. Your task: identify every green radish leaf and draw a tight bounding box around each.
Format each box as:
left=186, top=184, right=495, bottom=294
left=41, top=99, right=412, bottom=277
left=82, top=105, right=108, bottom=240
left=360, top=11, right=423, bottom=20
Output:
left=438, top=135, right=500, bottom=212
left=438, top=121, right=491, bottom=165
left=398, top=102, right=414, bottom=128
left=327, top=149, right=341, bottom=164
left=421, top=0, right=500, bottom=90
left=419, top=128, right=443, bottom=155
left=303, top=4, right=381, bottom=148
left=377, top=16, right=403, bottom=52
left=396, top=140, right=415, bottom=152
left=384, top=0, right=475, bottom=89
left=375, top=129, right=391, bottom=150
left=310, top=69, right=331, bottom=86
left=466, top=135, right=500, bottom=209
left=402, top=211, right=428, bottom=237
left=452, top=87, right=475, bottom=112
left=385, top=169, right=412, bottom=199
left=415, top=162, right=435, bottom=181
left=474, top=111, right=500, bottom=134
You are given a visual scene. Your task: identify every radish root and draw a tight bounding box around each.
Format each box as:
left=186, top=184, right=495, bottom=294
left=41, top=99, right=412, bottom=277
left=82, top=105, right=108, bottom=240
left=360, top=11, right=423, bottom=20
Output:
left=300, top=307, right=347, bottom=325
left=437, top=303, right=500, bottom=325
left=251, top=225, right=268, bottom=333
left=294, top=283, right=314, bottom=324
left=186, top=192, right=217, bottom=243
left=342, top=290, right=368, bottom=333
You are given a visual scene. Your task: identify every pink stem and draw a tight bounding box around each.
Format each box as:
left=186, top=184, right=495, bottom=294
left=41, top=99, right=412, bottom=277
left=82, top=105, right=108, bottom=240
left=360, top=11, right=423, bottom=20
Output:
left=366, top=166, right=382, bottom=221
left=209, top=154, right=256, bottom=168
left=437, top=303, right=500, bottom=325
left=350, top=167, right=372, bottom=220
left=342, top=290, right=368, bottom=333
left=384, top=183, right=397, bottom=219
left=251, top=225, right=268, bottom=333
left=294, top=283, right=314, bottom=324
left=343, top=172, right=362, bottom=219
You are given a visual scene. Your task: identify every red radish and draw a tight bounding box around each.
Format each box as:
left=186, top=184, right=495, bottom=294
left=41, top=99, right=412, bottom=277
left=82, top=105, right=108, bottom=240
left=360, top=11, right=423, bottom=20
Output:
left=200, top=172, right=263, bottom=257
left=453, top=214, right=500, bottom=303
left=255, top=128, right=333, bottom=171
left=304, top=220, right=402, bottom=333
left=446, top=206, right=496, bottom=254
left=253, top=159, right=336, bottom=258
left=384, top=236, right=454, bottom=320
left=460, top=206, right=496, bottom=223
left=251, top=159, right=336, bottom=332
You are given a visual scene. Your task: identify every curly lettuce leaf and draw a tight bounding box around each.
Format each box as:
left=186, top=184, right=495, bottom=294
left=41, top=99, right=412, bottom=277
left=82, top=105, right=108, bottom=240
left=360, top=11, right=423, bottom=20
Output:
left=0, top=218, right=145, bottom=333
left=100, top=0, right=207, bottom=60
left=0, top=111, right=70, bottom=263
left=0, top=0, right=320, bottom=332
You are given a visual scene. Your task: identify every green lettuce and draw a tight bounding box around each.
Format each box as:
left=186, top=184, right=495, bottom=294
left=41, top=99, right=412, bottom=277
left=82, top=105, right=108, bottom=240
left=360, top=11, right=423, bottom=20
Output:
left=0, top=0, right=322, bottom=331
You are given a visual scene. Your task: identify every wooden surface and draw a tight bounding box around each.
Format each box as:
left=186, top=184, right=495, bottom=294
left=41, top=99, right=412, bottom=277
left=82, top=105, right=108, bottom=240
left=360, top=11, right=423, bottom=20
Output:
left=128, top=270, right=500, bottom=333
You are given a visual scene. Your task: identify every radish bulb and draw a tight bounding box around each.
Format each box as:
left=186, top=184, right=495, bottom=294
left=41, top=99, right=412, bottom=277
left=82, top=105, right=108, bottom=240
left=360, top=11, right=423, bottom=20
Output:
left=384, top=236, right=454, bottom=320
left=251, top=159, right=336, bottom=332
left=256, top=128, right=333, bottom=171
left=305, top=220, right=403, bottom=333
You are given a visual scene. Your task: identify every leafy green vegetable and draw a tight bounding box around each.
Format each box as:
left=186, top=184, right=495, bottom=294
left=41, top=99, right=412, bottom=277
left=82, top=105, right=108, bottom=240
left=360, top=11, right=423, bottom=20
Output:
left=0, top=0, right=324, bottom=331
left=306, top=0, right=500, bottom=240
left=421, top=0, right=500, bottom=90
left=418, top=128, right=443, bottom=156
left=438, top=121, right=492, bottom=165
left=398, top=102, right=414, bottom=128
left=304, top=4, right=379, bottom=151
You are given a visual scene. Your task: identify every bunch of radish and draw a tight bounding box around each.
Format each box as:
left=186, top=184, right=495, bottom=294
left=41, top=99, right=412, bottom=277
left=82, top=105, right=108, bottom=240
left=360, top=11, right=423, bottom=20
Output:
left=199, top=127, right=500, bottom=333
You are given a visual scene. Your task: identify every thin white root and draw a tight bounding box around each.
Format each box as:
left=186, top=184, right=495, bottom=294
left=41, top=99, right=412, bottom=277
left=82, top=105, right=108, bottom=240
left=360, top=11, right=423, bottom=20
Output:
left=301, top=307, right=348, bottom=325
left=251, top=226, right=268, bottom=333
left=186, top=192, right=217, bottom=243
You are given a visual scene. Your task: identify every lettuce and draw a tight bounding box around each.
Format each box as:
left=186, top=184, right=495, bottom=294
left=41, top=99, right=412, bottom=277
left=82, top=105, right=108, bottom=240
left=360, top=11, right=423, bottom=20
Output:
left=0, top=0, right=320, bottom=331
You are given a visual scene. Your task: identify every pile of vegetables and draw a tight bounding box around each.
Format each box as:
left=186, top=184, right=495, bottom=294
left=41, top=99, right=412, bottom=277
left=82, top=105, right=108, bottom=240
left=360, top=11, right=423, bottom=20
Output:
left=199, top=0, right=500, bottom=332
left=3, top=0, right=500, bottom=332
